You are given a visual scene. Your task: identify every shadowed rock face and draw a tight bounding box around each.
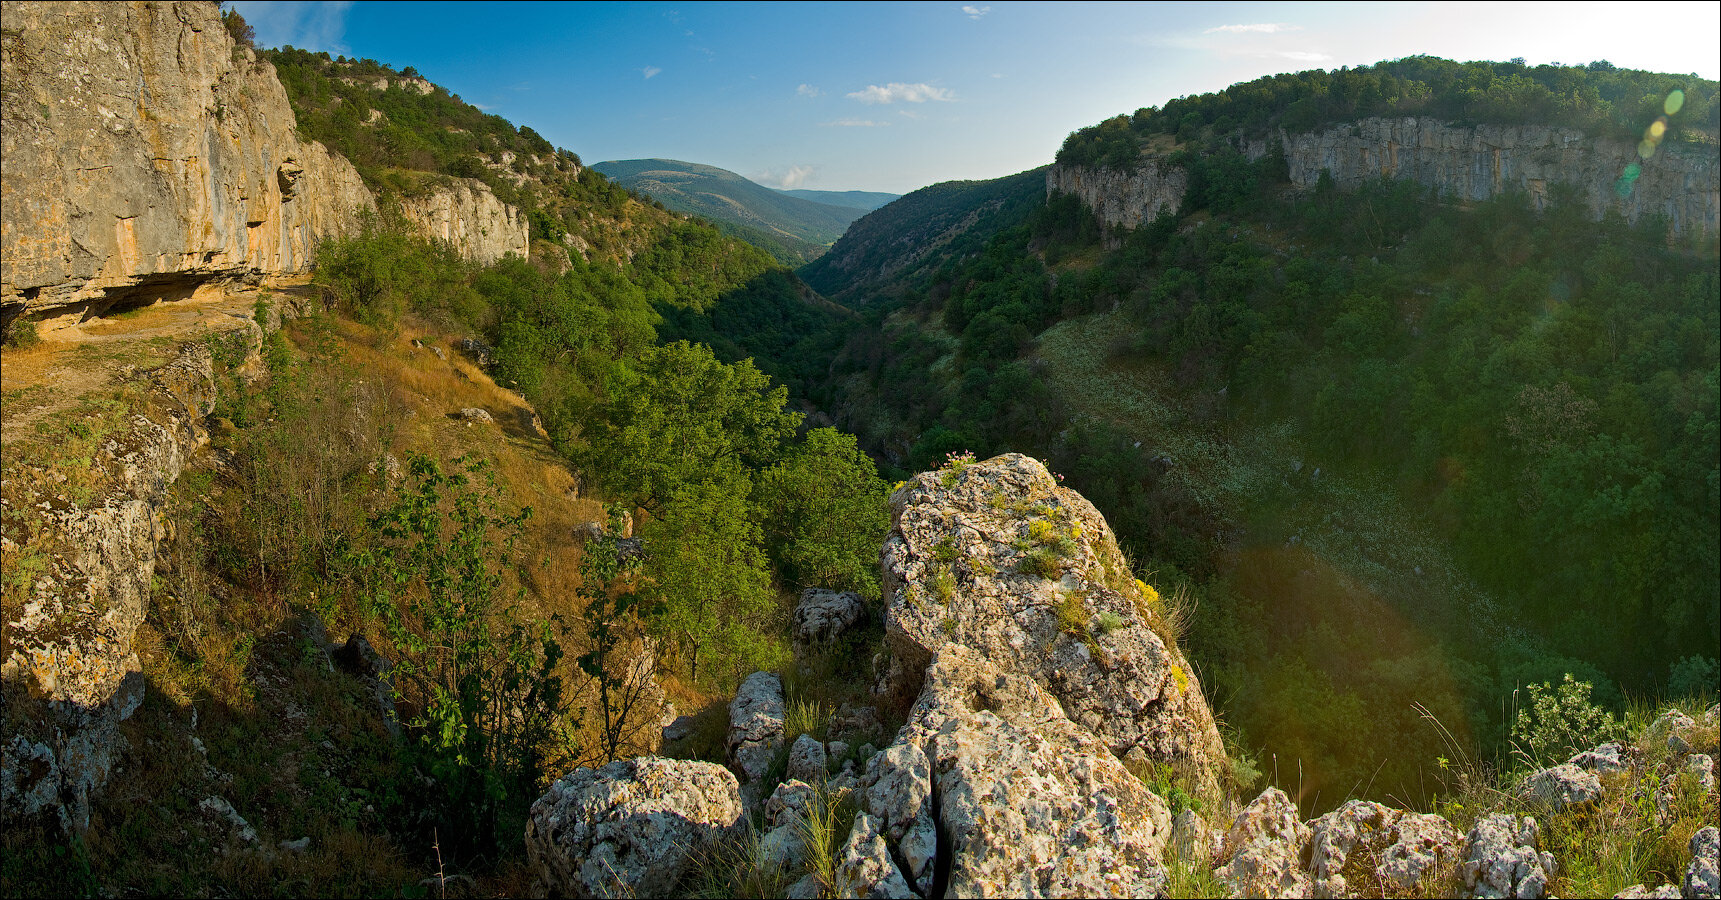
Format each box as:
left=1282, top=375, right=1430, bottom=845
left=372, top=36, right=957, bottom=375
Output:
left=0, top=1, right=375, bottom=331
left=879, top=452, right=1228, bottom=802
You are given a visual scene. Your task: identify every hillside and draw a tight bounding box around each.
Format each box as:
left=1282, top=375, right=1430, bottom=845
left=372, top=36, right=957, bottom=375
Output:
left=593, top=158, right=869, bottom=265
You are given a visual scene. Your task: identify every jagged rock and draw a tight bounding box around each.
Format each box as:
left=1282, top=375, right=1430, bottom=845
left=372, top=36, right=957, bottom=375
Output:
left=1615, top=885, right=1682, bottom=898
left=1650, top=710, right=1699, bottom=754
left=523, top=757, right=743, bottom=899
left=1216, top=787, right=1310, bottom=898
left=1569, top=742, right=1629, bottom=774
left=793, top=588, right=867, bottom=646
left=1303, top=799, right=1462, bottom=899
left=1523, top=763, right=1604, bottom=811
left=880, top=452, right=1226, bottom=801
left=0, top=1, right=374, bottom=331
left=727, top=672, right=786, bottom=789
left=890, top=644, right=1171, bottom=899
left=863, top=740, right=936, bottom=894
left=1688, top=826, right=1720, bottom=900
left=834, top=811, right=915, bottom=900
left=1461, top=814, right=1549, bottom=899
left=766, top=779, right=817, bottom=830
left=1046, top=161, right=1188, bottom=231
left=1170, top=809, right=1213, bottom=862
left=787, top=734, right=828, bottom=785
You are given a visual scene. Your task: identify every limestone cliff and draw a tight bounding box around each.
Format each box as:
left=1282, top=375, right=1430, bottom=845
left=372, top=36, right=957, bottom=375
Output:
left=394, top=179, right=529, bottom=265
left=0, top=0, right=374, bottom=332
left=1051, top=117, right=1719, bottom=237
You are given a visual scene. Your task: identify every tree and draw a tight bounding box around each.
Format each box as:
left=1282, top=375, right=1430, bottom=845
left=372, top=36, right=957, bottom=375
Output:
left=575, top=509, right=660, bottom=764
left=583, top=341, right=800, bottom=510
left=754, top=428, right=891, bottom=598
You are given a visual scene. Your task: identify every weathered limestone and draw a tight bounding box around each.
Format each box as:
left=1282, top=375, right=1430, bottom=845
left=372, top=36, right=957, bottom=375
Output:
left=524, top=756, right=743, bottom=898
left=793, top=587, right=867, bottom=646
left=1689, top=825, right=1721, bottom=900
left=1215, top=787, right=1311, bottom=898
left=1303, top=799, right=1462, bottom=899
left=1050, top=116, right=1719, bottom=238
left=1522, top=763, right=1604, bottom=812
left=393, top=179, right=528, bottom=265
left=1461, top=813, right=1551, bottom=900
left=879, top=452, right=1227, bottom=802
left=0, top=1, right=375, bottom=331
left=727, top=671, right=786, bottom=794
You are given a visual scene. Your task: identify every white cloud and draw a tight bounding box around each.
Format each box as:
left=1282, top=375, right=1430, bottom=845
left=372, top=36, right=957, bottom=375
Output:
left=821, top=118, right=890, bottom=127
left=1276, top=50, right=1332, bottom=63
left=229, top=1, right=353, bottom=55
left=642, top=65, right=662, bottom=79
left=846, top=82, right=954, bottom=105
left=797, top=83, right=822, bottom=98
left=753, top=165, right=816, bottom=188
left=1205, top=23, right=1300, bottom=34
left=897, top=109, right=923, bottom=119
left=962, top=5, right=991, bottom=19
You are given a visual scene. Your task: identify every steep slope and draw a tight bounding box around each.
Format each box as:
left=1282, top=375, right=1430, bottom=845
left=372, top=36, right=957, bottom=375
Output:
left=592, top=158, right=867, bottom=264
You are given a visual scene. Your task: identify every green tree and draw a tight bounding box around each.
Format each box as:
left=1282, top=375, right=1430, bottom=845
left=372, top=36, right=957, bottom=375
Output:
left=754, top=428, right=891, bottom=598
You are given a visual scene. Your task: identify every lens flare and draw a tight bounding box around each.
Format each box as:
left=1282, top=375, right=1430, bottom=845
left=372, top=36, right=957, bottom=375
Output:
left=1615, top=162, right=1642, bottom=197
left=1648, top=120, right=1667, bottom=139
left=1637, top=139, right=1657, bottom=159
left=1665, top=89, right=1685, bottom=116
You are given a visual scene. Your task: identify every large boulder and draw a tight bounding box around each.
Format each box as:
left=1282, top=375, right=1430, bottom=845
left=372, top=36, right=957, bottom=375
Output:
left=1303, top=800, right=1461, bottom=898
left=793, top=588, right=867, bottom=646
left=1215, top=787, right=1311, bottom=898
left=1460, top=813, right=1551, bottom=899
left=727, top=671, right=786, bottom=790
left=524, top=756, right=743, bottom=898
left=864, top=644, right=1171, bottom=899
left=1522, top=763, right=1603, bottom=812
left=879, top=453, right=1227, bottom=801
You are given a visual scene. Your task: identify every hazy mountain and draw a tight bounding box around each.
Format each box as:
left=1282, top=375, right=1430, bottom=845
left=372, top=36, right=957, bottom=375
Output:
left=774, top=188, right=900, bottom=211
left=592, top=158, right=871, bottom=265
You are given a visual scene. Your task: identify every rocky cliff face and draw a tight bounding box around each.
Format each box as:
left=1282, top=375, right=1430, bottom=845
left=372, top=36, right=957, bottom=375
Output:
left=394, top=180, right=529, bottom=265
left=0, top=0, right=375, bottom=332
left=1051, top=117, right=1720, bottom=237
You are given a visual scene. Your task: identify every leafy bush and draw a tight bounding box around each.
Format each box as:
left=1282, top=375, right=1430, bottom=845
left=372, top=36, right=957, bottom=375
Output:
left=1667, top=655, right=1720, bottom=702
left=1510, top=674, right=1625, bottom=768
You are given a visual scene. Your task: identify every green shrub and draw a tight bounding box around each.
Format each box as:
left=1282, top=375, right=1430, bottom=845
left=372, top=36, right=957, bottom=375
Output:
left=1510, top=674, right=1625, bottom=768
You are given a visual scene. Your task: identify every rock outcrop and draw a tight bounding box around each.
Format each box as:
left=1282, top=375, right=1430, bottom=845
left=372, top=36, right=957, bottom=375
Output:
left=1, top=329, right=250, bottom=830
left=879, top=452, right=1228, bottom=802
left=393, top=179, right=529, bottom=265
left=524, top=756, right=743, bottom=898
left=727, top=670, right=786, bottom=799
left=1050, top=117, right=1719, bottom=238
left=0, top=0, right=375, bottom=332
left=792, top=587, right=867, bottom=647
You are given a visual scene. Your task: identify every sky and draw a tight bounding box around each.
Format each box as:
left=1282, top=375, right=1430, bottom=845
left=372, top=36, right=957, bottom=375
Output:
left=231, top=1, right=1721, bottom=195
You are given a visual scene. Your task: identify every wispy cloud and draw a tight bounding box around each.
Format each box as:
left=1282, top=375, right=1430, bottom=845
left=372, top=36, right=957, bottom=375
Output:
left=822, top=118, right=890, bottom=127
left=1205, top=23, right=1300, bottom=34
left=846, top=82, right=954, bottom=105
left=1276, top=50, right=1332, bottom=63
left=797, top=83, right=822, bottom=98
left=642, top=65, right=662, bottom=79
left=753, top=165, right=816, bottom=188
left=961, top=5, right=991, bottom=19
left=897, top=109, right=923, bottom=119
left=230, top=0, right=352, bottom=54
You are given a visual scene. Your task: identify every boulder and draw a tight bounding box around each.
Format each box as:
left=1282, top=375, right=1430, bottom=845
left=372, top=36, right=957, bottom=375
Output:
left=1460, top=814, right=1550, bottom=899
left=1688, top=826, right=1720, bottom=900
left=787, top=733, right=828, bottom=785
left=1614, top=885, right=1682, bottom=898
left=1568, top=742, right=1629, bottom=774
left=766, top=779, right=818, bottom=830
left=1303, top=799, right=1461, bottom=898
left=793, top=588, right=867, bottom=645
left=879, top=453, right=1226, bottom=801
left=1523, top=763, right=1603, bottom=811
left=834, top=811, right=915, bottom=899
left=887, top=644, right=1171, bottom=898
left=456, top=407, right=495, bottom=424
left=524, top=757, right=743, bottom=898
left=727, top=672, right=786, bottom=789
left=1170, top=809, right=1213, bottom=862
left=1650, top=710, right=1698, bottom=754
left=863, top=740, right=937, bottom=894
left=1215, top=787, right=1310, bottom=899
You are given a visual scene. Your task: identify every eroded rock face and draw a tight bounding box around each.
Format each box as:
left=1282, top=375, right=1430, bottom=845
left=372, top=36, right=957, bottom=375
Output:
left=869, top=644, right=1172, bottom=899
left=393, top=180, right=528, bottom=265
left=1050, top=117, right=1719, bottom=238
left=879, top=452, right=1227, bottom=802
left=0, top=0, right=375, bottom=330
left=524, top=757, right=743, bottom=898
left=1461, top=814, right=1550, bottom=900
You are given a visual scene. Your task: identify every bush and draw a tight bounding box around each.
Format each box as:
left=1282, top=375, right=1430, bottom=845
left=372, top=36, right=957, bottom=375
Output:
left=1510, top=674, right=1625, bottom=768
left=1668, top=656, right=1719, bottom=702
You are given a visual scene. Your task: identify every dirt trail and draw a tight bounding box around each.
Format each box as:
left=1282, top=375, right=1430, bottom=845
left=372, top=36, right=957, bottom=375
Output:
left=1, top=280, right=317, bottom=447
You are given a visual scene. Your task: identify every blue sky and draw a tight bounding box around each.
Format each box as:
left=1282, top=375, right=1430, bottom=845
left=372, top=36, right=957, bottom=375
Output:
left=232, top=1, right=1721, bottom=194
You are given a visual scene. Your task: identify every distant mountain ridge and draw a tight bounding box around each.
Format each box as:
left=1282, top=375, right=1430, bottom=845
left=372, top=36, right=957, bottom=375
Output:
left=592, top=158, right=878, bottom=265
left=775, top=188, right=900, bottom=211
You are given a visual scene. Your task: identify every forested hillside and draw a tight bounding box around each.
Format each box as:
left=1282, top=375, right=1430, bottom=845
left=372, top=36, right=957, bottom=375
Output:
left=801, top=61, right=1720, bottom=813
